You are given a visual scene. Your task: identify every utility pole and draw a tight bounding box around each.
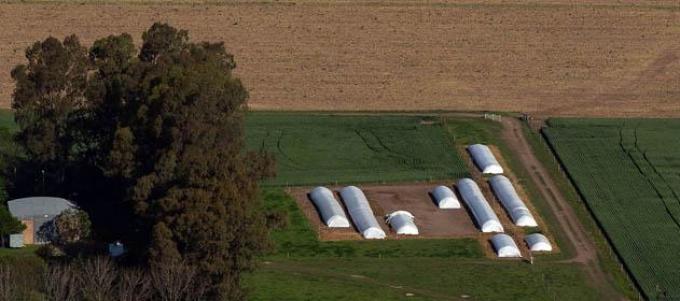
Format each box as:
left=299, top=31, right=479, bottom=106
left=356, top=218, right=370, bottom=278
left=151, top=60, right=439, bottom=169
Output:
left=41, top=169, right=45, bottom=193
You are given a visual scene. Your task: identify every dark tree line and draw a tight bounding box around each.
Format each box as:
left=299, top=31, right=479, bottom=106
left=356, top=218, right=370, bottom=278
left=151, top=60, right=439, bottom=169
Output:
left=1, top=256, right=213, bottom=301
left=9, top=23, right=274, bottom=300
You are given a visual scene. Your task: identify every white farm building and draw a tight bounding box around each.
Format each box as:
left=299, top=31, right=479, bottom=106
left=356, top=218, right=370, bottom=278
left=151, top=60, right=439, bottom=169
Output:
left=489, top=175, right=538, bottom=227
left=490, top=234, right=522, bottom=258
left=309, top=187, right=350, bottom=228
left=430, top=185, right=461, bottom=209
left=339, top=186, right=386, bottom=239
left=468, top=144, right=504, bottom=174
left=385, top=211, right=419, bottom=235
left=525, top=233, right=553, bottom=252
left=7, top=197, right=76, bottom=245
left=457, top=178, right=503, bottom=233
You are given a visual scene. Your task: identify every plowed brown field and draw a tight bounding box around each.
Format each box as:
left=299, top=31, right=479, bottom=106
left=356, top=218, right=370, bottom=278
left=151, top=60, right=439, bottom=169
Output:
left=1, top=1, right=680, bottom=116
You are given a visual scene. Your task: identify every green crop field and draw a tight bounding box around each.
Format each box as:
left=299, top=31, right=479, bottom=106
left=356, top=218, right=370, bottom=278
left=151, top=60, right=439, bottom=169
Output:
left=245, top=113, right=468, bottom=186
left=0, top=110, right=14, bottom=131
left=544, top=118, right=680, bottom=300
left=243, top=115, right=603, bottom=300
left=0, top=112, right=603, bottom=300
left=245, top=189, right=599, bottom=301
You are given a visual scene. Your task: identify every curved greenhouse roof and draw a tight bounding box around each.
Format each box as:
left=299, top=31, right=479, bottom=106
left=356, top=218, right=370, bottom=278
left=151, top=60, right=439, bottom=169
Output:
left=489, top=175, right=537, bottom=227
left=457, top=178, right=503, bottom=233
left=8, top=197, right=75, bottom=218
left=309, top=187, right=350, bottom=228
left=339, top=186, right=386, bottom=239
left=490, top=233, right=522, bottom=258
left=468, top=144, right=504, bottom=174
left=386, top=211, right=419, bottom=235
left=431, top=186, right=461, bottom=209
left=525, top=233, right=552, bottom=252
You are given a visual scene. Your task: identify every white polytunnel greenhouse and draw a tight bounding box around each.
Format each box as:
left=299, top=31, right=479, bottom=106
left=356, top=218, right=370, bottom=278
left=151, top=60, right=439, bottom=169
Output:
left=489, top=175, right=538, bottom=227
left=339, top=186, right=386, bottom=239
left=309, top=186, right=351, bottom=228
left=468, top=144, right=504, bottom=174
left=385, top=211, right=419, bottom=235
left=490, top=233, right=522, bottom=258
left=524, top=233, right=553, bottom=252
left=431, top=185, right=461, bottom=209
left=456, top=178, right=504, bottom=233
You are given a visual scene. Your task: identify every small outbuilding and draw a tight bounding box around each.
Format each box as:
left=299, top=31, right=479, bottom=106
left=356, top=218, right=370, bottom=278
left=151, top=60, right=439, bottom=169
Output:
left=309, top=186, right=350, bottom=228
left=489, top=175, right=538, bottom=227
left=8, top=197, right=75, bottom=245
left=525, top=233, right=553, bottom=252
left=457, top=178, right=504, bottom=233
left=430, top=186, right=461, bottom=209
left=9, top=234, right=23, bottom=248
left=490, top=233, right=522, bottom=258
left=339, top=186, right=386, bottom=239
left=108, top=241, right=126, bottom=257
left=468, top=144, right=504, bottom=174
left=385, top=211, right=419, bottom=235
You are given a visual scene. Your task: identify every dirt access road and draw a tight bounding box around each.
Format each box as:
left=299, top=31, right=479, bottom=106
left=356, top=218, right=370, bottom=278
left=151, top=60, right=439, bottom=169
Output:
left=500, top=117, right=626, bottom=300
left=1, top=1, right=680, bottom=116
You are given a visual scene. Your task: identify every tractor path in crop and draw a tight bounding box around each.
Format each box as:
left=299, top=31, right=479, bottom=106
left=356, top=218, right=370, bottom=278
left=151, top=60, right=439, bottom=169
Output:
left=499, top=117, right=626, bottom=301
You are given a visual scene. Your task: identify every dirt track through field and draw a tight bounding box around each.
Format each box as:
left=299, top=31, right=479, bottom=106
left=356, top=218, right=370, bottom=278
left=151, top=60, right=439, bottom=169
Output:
left=499, top=117, right=625, bottom=300
left=1, top=1, right=680, bottom=116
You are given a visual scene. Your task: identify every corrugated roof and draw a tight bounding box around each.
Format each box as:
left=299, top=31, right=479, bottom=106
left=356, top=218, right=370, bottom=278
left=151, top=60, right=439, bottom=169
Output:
left=7, top=197, right=75, bottom=218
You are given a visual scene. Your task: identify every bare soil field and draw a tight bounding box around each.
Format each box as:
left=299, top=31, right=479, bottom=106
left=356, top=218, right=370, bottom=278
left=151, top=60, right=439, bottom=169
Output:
left=1, top=1, right=680, bottom=116
left=287, top=183, right=479, bottom=241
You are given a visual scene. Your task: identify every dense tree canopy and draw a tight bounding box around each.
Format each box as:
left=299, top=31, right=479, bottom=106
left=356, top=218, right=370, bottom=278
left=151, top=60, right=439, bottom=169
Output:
left=10, top=23, right=274, bottom=300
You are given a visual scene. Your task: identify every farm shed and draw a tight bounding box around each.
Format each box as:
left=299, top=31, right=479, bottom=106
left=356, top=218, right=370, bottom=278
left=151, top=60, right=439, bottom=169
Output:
left=309, top=186, right=350, bottom=228
left=7, top=197, right=75, bottom=245
left=430, top=186, right=461, bottom=209
left=490, top=234, right=522, bottom=258
left=9, top=234, right=23, bottom=248
left=524, top=233, right=553, bottom=252
left=109, top=242, right=126, bottom=257
left=489, top=175, right=538, bottom=227
left=468, top=144, right=503, bottom=174
left=385, top=211, right=419, bottom=235
left=457, top=178, right=504, bottom=233
left=339, top=186, right=386, bottom=239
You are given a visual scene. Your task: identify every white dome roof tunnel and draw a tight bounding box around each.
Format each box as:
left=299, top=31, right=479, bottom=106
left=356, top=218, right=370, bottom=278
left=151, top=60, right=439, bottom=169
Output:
left=525, top=233, right=553, bottom=252
left=339, top=186, right=386, bottom=239
left=457, top=178, right=504, bottom=233
left=468, top=144, right=504, bottom=174
left=491, top=234, right=522, bottom=258
left=430, top=185, right=461, bottom=209
left=309, top=186, right=351, bottom=228
left=385, top=211, right=419, bottom=235
left=489, top=175, right=538, bottom=227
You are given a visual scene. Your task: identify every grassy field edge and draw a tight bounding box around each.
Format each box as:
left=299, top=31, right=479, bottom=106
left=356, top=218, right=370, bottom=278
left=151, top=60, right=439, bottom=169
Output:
left=533, top=121, right=640, bottom=299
